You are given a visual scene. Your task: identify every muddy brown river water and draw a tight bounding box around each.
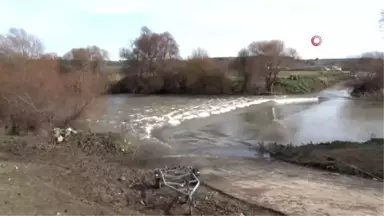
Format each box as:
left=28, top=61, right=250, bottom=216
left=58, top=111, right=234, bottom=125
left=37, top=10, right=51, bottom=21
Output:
left=80, top=90, right=383, bottom=158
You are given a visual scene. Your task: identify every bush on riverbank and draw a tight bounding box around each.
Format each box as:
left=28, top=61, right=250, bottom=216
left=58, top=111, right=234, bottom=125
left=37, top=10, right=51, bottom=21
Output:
left=0, top=28, right=107, bottom=135
left=350, top=77, right=384, bottom=101
left=346, top=54, right=384, bottom=101
left=256, top=138, right=384, bottom=180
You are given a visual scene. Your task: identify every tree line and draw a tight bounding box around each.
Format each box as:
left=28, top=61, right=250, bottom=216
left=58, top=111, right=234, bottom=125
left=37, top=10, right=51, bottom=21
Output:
left=115, top=26, right=301, bottom=94
left=0, top=26, right=303, bottom=95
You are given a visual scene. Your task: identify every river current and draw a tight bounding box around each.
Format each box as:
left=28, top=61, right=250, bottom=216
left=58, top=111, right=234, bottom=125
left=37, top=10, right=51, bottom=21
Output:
left=79, top=90, right=383, bottom=157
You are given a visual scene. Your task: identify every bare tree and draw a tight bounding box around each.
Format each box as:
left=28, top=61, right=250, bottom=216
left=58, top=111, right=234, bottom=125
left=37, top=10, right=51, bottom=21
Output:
left=247, top=40, right=299, bottom=93
left=349, top=11, right=384, bottom=100
left=233, top=48, right=251, bottom=72
left=120, top=27, right=179, bottom=73
left=285, top=47, right=301, bottom=60
left=0, top=30, right=107, bottom=133
left=63, top=46, right=109, bottom=62
left=62, top=46, right=109, bottom=73
left=0, top=28, right=44, bottom=60
left=229, top=48, right=253, bottom=92
left=119, top=26, right=180, bottom=92
left=190, top=48, right=209, bottom=59
left=248, top=40, right=285, bottom=57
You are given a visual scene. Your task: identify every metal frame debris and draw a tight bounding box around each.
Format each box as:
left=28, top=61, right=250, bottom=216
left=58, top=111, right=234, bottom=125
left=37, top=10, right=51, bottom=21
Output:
left=154, top=166, right=200, bottom=215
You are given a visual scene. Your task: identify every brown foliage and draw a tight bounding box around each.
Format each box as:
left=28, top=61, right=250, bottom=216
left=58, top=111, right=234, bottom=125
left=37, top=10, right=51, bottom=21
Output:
left=0, top=28, right=107, bottom=135
left=0, top=59, right=107, bottom=134
left=230, top=40, right=299, bottom=93
left=119, top=27, right=180, bottom=93
left=61, top=46, right=109, bottom=73
left=114, top=27, right=304, bottom=95
left=345, top=51, right=384, bottom=99
left=182, top=50, right=230, bottom=94
left=347, top=10, right=384, bottom=97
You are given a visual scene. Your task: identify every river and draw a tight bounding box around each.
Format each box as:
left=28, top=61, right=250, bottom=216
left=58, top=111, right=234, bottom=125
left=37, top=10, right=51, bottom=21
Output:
left=79, top=91, right=384, bottom=158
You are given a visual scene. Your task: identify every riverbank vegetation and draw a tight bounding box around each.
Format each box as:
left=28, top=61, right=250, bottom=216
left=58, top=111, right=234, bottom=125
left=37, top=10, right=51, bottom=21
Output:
left=110, top=27, right=351, bottom=95
left=0, top=28, right=107, bottom=135
left=0, top=21, right=383, bottom=134
left=347, top=11, right=384, bottom=100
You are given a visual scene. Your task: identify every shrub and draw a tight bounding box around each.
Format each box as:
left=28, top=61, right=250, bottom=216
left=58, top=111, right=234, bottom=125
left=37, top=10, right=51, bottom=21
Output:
left=0, top=58, right=107, bottom=134
left=182, top=49, right=231, bottom=94
left=119, top=26, right=179, bottom=93
left=0, top=28, right=107, bottom=135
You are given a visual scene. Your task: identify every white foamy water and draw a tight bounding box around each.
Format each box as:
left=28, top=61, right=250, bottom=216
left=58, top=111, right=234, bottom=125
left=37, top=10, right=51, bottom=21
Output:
left=83, top=96, right=318, bottom=145
left=318, top=89, right=353, bottom=100
left=81, top=93, right=383, bottom=157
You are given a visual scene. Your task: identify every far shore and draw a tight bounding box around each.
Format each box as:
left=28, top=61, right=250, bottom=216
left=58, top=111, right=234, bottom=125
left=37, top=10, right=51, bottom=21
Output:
left=108, top=70, right=353, bottom=95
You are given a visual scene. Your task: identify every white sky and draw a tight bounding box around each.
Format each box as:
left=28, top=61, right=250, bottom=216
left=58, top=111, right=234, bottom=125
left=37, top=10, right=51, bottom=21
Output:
left=0, top=0, right=383, bottom=60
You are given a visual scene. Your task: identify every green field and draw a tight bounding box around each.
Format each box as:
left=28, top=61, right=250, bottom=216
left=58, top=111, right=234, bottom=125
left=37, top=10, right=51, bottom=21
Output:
left=278, top=70, right=345, bottom=78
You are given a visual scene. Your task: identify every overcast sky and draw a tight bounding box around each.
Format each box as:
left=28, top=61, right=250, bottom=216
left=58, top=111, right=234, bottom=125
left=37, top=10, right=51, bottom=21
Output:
left=0, top=0, right=383, bottom=60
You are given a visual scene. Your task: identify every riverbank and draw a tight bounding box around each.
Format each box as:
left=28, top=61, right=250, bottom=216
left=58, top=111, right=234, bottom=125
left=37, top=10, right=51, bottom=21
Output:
left=0, top=132, right=383, bottom=215
left=256, top=138, right=384, bottom=180
left=0, top=132, right=282, bottom=215
left=109, top=71, right=349, bottom=95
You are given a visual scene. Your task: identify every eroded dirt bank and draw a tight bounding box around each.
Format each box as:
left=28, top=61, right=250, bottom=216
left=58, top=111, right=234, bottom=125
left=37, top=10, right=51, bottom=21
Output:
left=0, top=133, right=383, bottom=215
left=257, top=138, right=384, bottom=180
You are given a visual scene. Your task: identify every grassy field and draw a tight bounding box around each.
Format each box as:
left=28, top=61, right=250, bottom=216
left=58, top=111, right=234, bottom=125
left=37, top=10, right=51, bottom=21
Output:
left=278, top=70, right=346, bottom=78
left=275, top=70, right=350, bottom=94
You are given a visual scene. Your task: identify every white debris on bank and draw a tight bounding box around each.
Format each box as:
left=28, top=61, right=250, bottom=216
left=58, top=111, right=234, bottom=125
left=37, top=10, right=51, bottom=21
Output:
left=53, top=127, right=78, bottom=143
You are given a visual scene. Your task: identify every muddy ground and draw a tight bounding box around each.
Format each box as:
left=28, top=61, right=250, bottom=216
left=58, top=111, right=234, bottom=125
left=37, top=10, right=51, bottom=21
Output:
left=1, top=132, right=383, bottom=215
left=257, top=138, right=384, bottom=180
left=0, top=133, right=283, bottom=215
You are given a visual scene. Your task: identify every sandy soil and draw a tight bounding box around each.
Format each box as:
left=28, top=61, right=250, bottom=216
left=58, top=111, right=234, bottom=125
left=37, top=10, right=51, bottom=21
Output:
left=199, top=158, right=383, bottom=216
left=0, top=133, right=383, bottom=215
